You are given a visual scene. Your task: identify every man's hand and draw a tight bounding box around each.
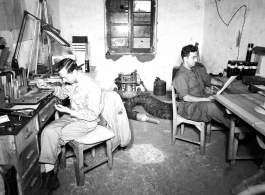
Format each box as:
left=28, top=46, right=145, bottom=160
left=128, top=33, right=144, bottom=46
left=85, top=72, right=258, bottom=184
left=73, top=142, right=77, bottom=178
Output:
left=36, top=79, right=53, bottom=89
left=54, top=104, right=70, bottom=114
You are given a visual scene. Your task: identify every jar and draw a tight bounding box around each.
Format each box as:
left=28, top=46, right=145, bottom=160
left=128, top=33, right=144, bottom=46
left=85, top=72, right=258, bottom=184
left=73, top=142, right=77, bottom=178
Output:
left=154, top=77, right=166, bottom=96
left=250, top=62, right=258, bottom=76
left=235, top=61, right=240, bottom=76
left=230, top=61, right=236, bottom=76
left=237, top=61, right=244, bottom=80
left=227, top=60, right=232, bottom=77
left=243, top=62, right=250, bottom=76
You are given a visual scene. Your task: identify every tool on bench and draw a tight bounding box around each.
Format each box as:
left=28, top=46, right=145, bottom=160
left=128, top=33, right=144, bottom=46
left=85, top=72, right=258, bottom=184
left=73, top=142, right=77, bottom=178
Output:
left=0, top=107, right=34, bottom=118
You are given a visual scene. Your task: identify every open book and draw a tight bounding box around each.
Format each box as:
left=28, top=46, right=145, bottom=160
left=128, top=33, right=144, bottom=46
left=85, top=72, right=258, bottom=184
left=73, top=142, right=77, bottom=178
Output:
left=216, top=76, right=237, bottom=95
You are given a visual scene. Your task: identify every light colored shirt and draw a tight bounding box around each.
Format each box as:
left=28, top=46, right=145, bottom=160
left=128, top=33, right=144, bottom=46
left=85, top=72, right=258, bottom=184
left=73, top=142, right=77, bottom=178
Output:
left=53, top=72, right=103, bottom=122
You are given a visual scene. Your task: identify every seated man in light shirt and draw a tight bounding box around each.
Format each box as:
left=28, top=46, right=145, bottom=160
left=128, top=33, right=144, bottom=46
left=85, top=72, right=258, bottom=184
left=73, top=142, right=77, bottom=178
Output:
left=36, top=58, right=103, bottom=194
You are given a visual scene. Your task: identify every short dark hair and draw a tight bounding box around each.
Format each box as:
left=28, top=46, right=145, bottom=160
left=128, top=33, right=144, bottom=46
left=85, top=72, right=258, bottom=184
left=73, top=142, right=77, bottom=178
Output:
left=181, top=45, right=198, bottom=59
left=57, top=58, right=81, bottom=73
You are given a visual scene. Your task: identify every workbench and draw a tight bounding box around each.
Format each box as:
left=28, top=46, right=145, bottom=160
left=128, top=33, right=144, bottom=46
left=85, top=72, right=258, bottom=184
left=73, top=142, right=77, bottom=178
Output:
left=213, top=79, right=265, bottom=194
left=0, top=94, right=57, bottom=195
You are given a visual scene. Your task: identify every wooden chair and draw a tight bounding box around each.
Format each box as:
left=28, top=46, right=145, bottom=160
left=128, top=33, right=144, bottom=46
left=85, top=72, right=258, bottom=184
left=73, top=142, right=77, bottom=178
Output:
left=171, top=85, right=210, bottom=155
left=59, top=115, right=115, bottom=186
left=58, top=91, right=131, bottom=186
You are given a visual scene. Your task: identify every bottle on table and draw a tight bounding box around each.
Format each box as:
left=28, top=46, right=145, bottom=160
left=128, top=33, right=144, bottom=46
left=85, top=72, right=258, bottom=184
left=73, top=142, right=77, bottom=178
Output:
left=237, top=61, right=245, bottom=80
left=227, top=60, right=232, bottom=77
left=230, top=61, right=236, bottom=76
left=245, top=43, right=254, bottom=62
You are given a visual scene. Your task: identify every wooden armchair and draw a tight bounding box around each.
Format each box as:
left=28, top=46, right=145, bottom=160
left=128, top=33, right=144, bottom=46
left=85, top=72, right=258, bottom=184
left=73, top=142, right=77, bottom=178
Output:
left=171, top=85, right=210, bottom=155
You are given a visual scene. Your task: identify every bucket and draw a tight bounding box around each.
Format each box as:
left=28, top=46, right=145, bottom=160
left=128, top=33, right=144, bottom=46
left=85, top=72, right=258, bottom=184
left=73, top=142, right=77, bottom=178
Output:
left=154, top=77, right=166, bottom=96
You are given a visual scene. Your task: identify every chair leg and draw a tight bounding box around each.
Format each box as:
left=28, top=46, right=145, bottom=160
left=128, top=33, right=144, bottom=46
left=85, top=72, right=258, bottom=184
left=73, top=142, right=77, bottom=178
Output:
left=206, top=122, right=212, bottom=143
left=91, top=148, right=96, bottom=158
left=71, top=142, right=85, bottom=186
left=180, top=124, right=185, bottom=135
left=106, top=140, right=113, bottom=170
left=200, top=124, right=206, bottom=155
left=60, top=146, right=66, bottom=169
left=172, top=123, right=177, bottom=145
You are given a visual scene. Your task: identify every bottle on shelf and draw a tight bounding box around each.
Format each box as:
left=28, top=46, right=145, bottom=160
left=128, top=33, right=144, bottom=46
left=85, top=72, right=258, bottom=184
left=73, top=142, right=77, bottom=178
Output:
left=237, top=61, right=244, bottom=80
left=250, top=62, right=258, bottom=76
left=245, top=43, right=254, bottom=62
left=227, top=60, right=232, bottom=77
left=230, top=61, right=236, bottom=76
left=243, top=62, right=250, bottom=77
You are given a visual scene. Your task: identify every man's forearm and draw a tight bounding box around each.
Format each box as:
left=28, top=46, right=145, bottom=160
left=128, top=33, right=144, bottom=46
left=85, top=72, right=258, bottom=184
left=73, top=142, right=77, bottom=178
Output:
left=183, top=94, right=211, bottom=102
left=53, top=86, right=68, bottom=99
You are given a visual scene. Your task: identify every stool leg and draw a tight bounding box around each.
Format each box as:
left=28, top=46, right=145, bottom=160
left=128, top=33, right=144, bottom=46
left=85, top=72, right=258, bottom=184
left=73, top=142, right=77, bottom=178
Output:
left=106, top=140, right=113, bottom=170
left=91, top=148, right=96, bottom=158
left=72, top=142, right=85, bottom=186
left=180, top=124, right=184, bottom=135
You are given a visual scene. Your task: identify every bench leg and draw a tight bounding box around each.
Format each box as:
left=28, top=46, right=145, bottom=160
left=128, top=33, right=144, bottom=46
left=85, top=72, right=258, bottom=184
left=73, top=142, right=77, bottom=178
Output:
left=228, top=116, right=236, bottom=161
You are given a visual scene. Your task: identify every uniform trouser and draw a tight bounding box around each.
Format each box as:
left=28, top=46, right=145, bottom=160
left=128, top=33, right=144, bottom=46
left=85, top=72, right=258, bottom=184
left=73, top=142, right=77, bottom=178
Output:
left=178, top=101, right=230, bottom=128
left=39, top=115, right=98, bottom=165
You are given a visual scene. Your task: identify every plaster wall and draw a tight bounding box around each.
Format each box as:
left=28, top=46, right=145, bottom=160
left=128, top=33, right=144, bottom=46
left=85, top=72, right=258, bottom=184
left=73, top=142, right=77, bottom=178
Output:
left=58, top=0, right=205, bottom=90
left=202, top=0, right=265, bottom=76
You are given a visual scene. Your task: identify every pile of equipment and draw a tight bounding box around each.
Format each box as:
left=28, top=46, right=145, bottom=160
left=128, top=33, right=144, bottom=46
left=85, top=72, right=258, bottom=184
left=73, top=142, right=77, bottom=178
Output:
left=114, top=70, right=149, bottom=99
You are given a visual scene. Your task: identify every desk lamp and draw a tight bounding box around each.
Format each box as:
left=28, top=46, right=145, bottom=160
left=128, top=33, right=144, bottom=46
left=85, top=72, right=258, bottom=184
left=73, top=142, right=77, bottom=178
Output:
left=11, top=10, right=70, bottom=76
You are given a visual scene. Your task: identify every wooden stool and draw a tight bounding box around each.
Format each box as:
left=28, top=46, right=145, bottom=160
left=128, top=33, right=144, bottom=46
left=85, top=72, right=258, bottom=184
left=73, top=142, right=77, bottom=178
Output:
left=60, top=125, right=115, bottom=186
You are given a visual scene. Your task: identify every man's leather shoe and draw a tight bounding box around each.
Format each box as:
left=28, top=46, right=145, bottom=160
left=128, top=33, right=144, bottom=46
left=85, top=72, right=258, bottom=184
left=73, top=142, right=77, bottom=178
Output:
left=35, top=170, right=60, bottom=195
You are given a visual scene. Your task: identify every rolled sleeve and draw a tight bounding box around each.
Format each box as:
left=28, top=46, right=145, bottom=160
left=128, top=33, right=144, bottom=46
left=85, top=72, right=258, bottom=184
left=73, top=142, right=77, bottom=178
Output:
left=196, top=66, right=212, bottom=87
left=53, top=85, right=70, bottom=99
left=173, top=74, right=189, bottom=99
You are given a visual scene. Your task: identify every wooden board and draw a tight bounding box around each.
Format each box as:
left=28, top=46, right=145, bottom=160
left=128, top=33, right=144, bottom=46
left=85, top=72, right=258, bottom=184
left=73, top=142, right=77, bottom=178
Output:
left=214, top=94, right=265, bottom=135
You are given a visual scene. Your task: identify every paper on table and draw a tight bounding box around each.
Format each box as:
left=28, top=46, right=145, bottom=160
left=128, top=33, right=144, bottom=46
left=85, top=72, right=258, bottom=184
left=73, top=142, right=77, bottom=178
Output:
left=11, top=103, right=40, bottom=110
left=0, top=115, right=10, bottom=124
left=216, top=76, right=237, bottom=95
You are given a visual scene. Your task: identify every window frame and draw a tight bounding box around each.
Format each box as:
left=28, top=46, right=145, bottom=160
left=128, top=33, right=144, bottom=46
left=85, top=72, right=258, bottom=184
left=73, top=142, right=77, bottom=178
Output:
left=105, top=0, right=157, bottom=55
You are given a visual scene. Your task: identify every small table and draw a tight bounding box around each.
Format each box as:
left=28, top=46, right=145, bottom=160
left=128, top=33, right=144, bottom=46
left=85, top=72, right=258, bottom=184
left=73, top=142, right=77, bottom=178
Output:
left=214, top=93, right=265, bottom=135
left=214, top=93, right=265, bottom=194
left=214, top=93, right=265, bottom=133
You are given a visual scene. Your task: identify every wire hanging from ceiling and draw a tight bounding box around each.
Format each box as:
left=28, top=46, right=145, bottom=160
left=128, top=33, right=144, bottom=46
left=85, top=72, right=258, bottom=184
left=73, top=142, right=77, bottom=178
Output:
left=214, top=0, right=247, bottom=60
